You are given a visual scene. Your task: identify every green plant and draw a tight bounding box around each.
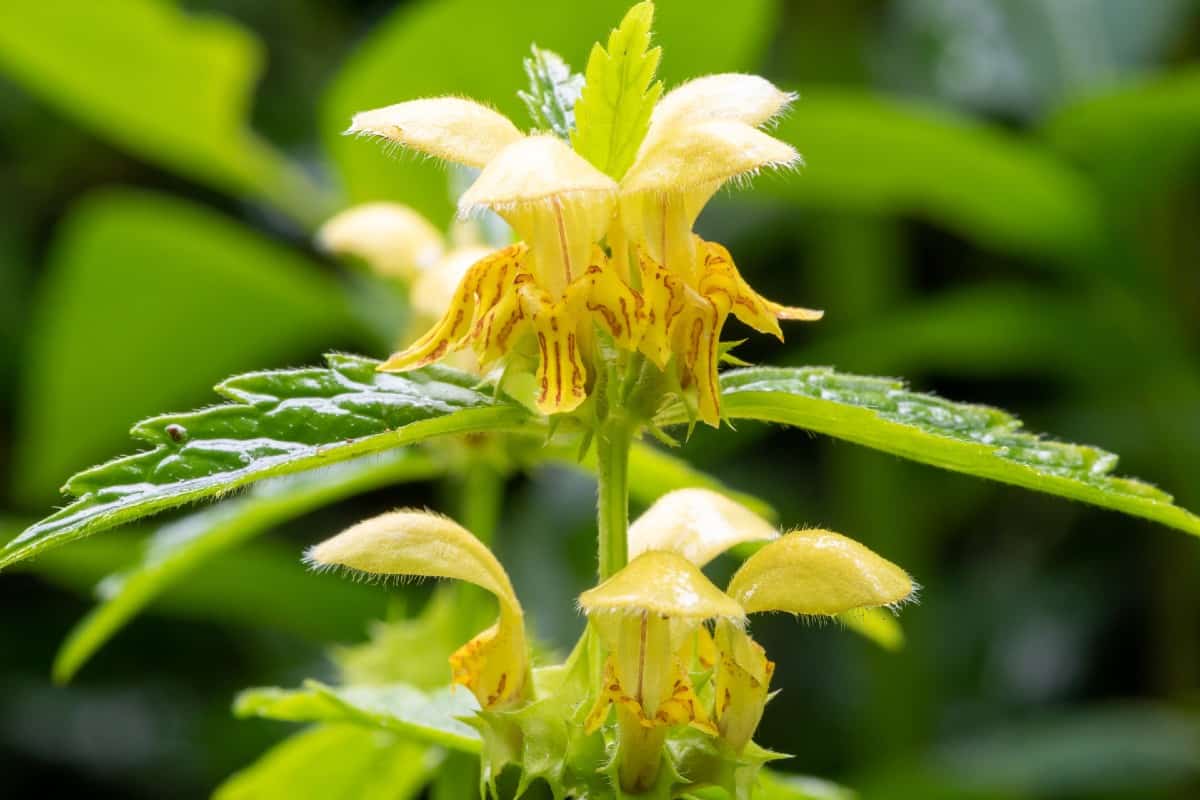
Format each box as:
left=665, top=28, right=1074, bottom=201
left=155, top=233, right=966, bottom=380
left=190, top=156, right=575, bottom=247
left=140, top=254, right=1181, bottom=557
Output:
left=3, top=2, right=1199, bottom=798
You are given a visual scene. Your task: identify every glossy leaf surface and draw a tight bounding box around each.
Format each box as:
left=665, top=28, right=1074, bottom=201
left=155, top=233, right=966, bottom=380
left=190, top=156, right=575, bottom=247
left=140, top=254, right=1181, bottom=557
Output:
left=658, top=367, right=1200, bottom=537
left=234, top=680, right=482, bottom=753
left=2, top=356, right=534, bottom=570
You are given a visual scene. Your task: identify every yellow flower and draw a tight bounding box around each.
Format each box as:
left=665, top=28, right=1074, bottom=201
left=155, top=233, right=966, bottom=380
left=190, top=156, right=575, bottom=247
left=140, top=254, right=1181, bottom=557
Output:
left=579, top=549, right=744, bottom=792
left=349, top=100, right=644, bottom=416
left=624, top=489, right=914, bottom=751
left=618, top=74, right=823, bottom=425
left=306, top=510, right=530, bottom=710
left=345, top=72, right=822, bottom=425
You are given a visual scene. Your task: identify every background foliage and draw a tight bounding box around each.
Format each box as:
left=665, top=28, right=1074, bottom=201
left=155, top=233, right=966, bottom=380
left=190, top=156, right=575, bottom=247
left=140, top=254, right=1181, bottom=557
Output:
left=1, top=0, right=1198, bottom=797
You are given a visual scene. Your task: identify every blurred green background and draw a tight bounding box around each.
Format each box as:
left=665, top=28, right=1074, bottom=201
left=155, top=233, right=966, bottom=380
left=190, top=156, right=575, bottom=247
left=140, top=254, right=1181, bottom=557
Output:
left=1, top=0, right=1199, bottom=797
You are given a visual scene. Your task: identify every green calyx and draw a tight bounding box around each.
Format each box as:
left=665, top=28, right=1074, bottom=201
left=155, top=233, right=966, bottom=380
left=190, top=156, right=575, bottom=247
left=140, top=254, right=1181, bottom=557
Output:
left=465, top=629, right=785, bottom=800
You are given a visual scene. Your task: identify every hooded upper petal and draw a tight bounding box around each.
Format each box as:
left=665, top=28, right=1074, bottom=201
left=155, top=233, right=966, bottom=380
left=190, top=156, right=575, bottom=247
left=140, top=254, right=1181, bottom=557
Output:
left=579, top=550, right=744, bottom=622
left=628, top=489, right=778, bottom=567
left=622, top=119, right=800, bottom=197
left=307, top=510, right=517, bottom=602
left=306, top=510, right=528, bottom=708
left=459, top=134, right=618, bottom=212
left=650, top=73, right=795, bottom=132
left=348, top=96, right=524, bottom=168
left=726, top=530, right=913, bottom=616
left=461, top=135, right=618, bottom=297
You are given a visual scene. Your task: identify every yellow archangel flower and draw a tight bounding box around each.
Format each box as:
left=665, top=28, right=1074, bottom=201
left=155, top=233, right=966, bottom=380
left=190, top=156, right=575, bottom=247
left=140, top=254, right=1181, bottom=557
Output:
left=621, top=489, right=914, bottom=752
left=578, top=549, right=744, bottom=793
left=306, top=510, right=530, bottom=710
left=349, top=74, right=822, bottom=425
left=349, top=99, right=640, bottom=416
left=619, top=74, right=823, bottom=424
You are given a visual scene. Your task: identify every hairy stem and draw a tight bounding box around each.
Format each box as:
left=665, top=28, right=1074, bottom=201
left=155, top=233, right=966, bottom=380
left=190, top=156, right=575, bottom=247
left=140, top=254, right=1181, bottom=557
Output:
left=596, top=413, right=634, bottom=580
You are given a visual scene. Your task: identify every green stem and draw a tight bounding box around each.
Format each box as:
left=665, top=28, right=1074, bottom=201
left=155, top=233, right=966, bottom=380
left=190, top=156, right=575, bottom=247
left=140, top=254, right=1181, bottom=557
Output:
left=458, top=459, right=504, bottom=546
left=450, top=456, right=505, bottom=638
left=596, top=414, right=634, bottom=580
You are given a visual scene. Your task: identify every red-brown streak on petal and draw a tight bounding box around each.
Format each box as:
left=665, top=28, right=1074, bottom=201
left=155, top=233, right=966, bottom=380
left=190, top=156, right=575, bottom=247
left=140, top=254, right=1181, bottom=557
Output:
left=422, top=340, right=449, bottom=365
left=568, top=333, right=583, bottom=396
left=619, top=296, right=632, bottom=338
left=492, top=262, right=510, bottom=303
left=687, top=315, right=704, bottom=369
left=553, top=340, right=563, bottom=405
left=706, top=286, right=734, bottom=314
left=587, top=301, right=621, bottom=337
left=497, top=308, right=523, bottom=350
left=537, top=332, right=549, bottom=402
left=552, top=196, right=573, bottom=285
left=702, top=303, right=722, bottom=415
left=491, top=673, right=507, bottom=706
left=662, top=275, right=684, bottom=331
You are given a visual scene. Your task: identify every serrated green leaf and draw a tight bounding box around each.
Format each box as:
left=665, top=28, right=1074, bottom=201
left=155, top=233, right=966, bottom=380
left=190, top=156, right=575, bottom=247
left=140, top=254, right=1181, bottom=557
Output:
left=0, top=0, right=329, bottom=224
left=2, top=355, right=536, bottom=571
left=657, top=367, right=1200, bottom=538
left=53, top=450, right=442, bottom=684
left=215, top=724, right=440, bottom=800
left=235, top=680, right=482, bottom=754
left=571, top=1, right=662, bottom=179
left=14, top=189, right=363, bottom=505
left=518, top=46, right=584, bottom=140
